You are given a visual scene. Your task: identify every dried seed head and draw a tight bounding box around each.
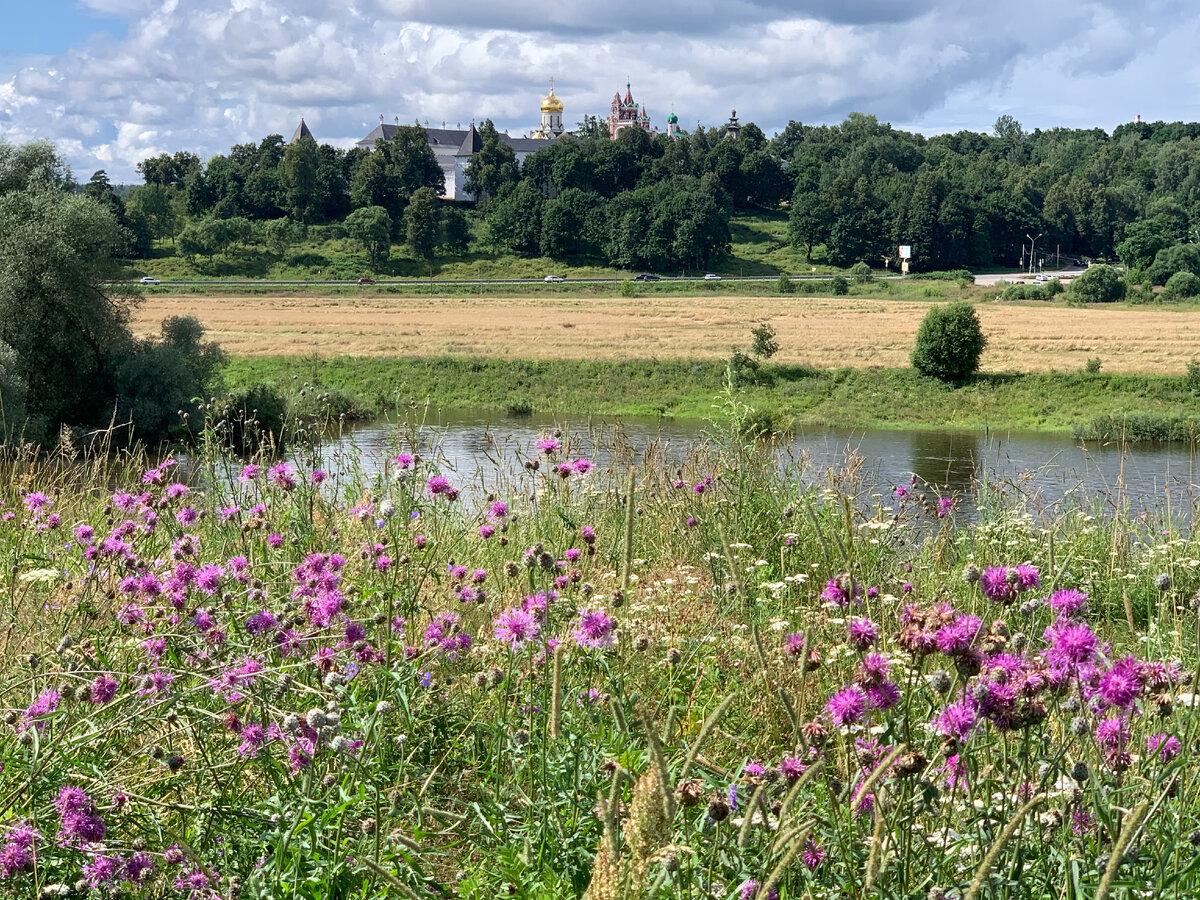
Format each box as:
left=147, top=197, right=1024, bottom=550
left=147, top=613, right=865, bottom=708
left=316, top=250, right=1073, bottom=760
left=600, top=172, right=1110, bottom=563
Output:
left=706, top=791, right=731, bottom=822
left=676, top=778, right=704, bottom=807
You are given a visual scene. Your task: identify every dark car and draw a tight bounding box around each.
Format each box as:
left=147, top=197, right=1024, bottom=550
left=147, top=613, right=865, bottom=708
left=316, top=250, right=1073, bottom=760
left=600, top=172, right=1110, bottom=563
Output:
left=357, top=277, right=375, bottom=285
left=632, top=273, right=660, bottom=281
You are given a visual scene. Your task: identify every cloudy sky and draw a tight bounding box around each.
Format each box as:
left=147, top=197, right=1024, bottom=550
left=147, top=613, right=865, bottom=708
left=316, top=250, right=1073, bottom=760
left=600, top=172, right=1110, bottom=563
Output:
left=1, top=0, right=1198, bottom=182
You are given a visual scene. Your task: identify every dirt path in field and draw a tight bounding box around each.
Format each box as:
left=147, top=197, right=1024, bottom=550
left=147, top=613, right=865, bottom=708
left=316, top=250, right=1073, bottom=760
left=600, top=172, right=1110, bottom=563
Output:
left=134, top=293, right=1200, bottom=373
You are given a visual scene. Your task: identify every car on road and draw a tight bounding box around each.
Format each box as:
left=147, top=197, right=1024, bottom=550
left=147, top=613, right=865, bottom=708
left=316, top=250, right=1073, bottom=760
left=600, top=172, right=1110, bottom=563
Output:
left=357, top=277, right=375, bottom=285
left=138, top=276, right=160, bottom=285
left=703, top=273, right=721, bottom=281
left=544, top=275, right=565, bottom=283
left=632, top=273, right=659, bottom=282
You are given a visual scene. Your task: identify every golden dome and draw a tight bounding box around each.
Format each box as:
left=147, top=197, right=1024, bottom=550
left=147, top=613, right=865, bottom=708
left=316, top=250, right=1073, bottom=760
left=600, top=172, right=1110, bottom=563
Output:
left=541, top=89, right=563, bottom=114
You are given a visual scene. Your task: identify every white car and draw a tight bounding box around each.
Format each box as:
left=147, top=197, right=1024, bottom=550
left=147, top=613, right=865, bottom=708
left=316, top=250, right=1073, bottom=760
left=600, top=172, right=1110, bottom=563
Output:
left=703, top=273, right=721, bottom=281
left=139, top=276, right=161, bottom=285
left=544, top=275, right=565, bottom=283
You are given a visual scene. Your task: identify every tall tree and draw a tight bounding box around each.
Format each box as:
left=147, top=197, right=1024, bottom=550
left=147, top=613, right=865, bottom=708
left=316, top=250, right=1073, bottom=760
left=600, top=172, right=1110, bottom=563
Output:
left=279, top=137, right=321, bottom=223
left=404, top=187, right=442, bottom=260
left=344, top=205, right=393, bottom=268
left=464, top=120, right=519, bottom=203
left=0, top=141, right=136, bottom=435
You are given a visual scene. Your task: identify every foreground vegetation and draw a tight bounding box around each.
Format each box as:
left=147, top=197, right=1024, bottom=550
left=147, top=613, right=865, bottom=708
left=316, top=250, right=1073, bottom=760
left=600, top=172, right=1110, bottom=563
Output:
left=224, top=355, right=1200, bottom=436
left=2, top=403, right=1200, bottom=898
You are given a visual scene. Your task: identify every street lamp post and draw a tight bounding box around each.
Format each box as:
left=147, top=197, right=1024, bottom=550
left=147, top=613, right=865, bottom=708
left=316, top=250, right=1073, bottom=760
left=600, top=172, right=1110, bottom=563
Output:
left=1025, top=233, right=1043, bottom=275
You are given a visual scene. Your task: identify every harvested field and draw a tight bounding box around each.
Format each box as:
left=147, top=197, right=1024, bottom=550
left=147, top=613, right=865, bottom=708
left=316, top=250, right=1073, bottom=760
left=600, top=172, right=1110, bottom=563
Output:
left=134, top=292, right=1200, bottom=373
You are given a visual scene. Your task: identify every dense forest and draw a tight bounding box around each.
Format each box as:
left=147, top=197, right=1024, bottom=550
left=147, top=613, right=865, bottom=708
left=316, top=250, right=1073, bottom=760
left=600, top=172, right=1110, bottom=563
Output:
left=90, top=112, right=1200, bottom=280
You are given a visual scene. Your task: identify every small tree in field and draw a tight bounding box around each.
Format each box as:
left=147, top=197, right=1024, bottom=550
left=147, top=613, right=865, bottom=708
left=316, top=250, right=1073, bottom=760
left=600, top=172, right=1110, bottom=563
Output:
left=750, top=322, right=779, bottom=360
left=911, top=301, right=987, bottom=382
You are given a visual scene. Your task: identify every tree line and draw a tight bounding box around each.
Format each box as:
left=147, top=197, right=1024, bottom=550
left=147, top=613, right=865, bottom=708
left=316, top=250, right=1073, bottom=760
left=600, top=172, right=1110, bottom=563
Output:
left=91, top=111, right=1200, bottom=279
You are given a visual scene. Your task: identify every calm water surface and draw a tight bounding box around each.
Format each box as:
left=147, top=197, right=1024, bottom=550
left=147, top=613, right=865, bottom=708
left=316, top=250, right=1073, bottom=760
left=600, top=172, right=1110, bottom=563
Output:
left=311, top=409, right=1200, bottom=517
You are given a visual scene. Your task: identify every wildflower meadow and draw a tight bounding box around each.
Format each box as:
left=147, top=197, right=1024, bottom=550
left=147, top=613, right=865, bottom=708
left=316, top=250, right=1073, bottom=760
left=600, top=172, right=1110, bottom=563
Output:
left=2, top=409, right=1200, bottom=899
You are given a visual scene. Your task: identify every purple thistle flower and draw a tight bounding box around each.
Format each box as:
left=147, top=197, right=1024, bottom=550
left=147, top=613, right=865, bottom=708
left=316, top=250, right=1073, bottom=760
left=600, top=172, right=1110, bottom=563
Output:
left=23, top=689, right=60, bottom=731
left=865, top=681, right=901, bottom=710
left=195, top=563, right=224, bottom=595
left=536, top=437, right=560, bottom=454
left=783, top=632, right=805, bottom=658
left=573, top=608, right=615, bottom=649
left=0, top=823, right=38, bottom=878
left=494, top=607, right=540, bottom=648
left=847, top=617, right=879, bottom=651
left=937, top=497, right=954, bottom=518
left=1096, top=666, right=1139, bottom=710
left=739, top=879, right=760, bottom=900
left=54, top=786, right=106, bottom=846
left=1042, top=620, right=1098, bottom=670
left=827, top=685, right=868, bottom=726
left=933, top=696, right=979, bottom=743
left=126, top=852, right=155, bottom=885
left=1148, top=733, right=1182, bottom=763
left=980, top=566, right=1016, bottom=604
left=803, top=837, right=825, bottom=869
left=821, top=573, right=861, bottom=607
left=1047, top=588, right=1088, bottom=617
left=89, top=674, right=119, bottom=704
left=1014, top=564, right=1040, bottom=589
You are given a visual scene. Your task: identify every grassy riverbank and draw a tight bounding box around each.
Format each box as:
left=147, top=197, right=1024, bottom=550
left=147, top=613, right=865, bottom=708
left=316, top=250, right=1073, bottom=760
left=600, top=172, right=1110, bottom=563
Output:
left=224, top=354, right=1200, bottom=435
left=4, top=414, right=1200, bottom=896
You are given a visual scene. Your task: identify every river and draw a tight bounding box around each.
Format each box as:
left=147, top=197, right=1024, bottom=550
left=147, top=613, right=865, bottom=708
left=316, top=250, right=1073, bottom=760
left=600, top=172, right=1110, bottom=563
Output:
left=307, top=409, right=1200, bottom=519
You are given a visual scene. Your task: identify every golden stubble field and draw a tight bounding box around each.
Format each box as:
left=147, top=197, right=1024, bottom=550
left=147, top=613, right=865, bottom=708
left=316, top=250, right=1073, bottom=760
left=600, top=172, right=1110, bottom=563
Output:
left=133, top=292, right=1200, bottom=373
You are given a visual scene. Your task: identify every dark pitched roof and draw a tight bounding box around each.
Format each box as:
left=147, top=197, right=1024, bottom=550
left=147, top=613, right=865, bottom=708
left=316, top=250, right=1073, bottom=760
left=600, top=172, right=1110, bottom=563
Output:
left=290, top=118, right=314, bottom=143
left=455, top=124, right=483, bottom=157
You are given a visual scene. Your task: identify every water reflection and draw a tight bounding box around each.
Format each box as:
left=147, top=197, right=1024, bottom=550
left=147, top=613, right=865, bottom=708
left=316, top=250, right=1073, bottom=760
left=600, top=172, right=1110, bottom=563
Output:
left=315, top=410, right=1200, bottom=517
left=907, top=430, right=981, bottom=495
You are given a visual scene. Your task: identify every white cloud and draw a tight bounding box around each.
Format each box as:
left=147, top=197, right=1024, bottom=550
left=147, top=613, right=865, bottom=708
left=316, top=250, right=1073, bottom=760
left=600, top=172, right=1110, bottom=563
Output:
left=0, top=0, right=1196, bottom=181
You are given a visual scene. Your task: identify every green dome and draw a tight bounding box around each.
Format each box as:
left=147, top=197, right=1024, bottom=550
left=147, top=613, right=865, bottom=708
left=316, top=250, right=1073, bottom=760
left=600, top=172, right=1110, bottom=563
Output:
left=667, top=111, right=678, bottom=124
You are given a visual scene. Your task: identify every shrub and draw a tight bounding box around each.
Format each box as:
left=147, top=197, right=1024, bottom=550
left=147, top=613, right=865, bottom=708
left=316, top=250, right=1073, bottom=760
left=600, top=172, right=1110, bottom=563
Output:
left=214, top=383, right=287, bottom=454
left=750, top=322, right=779, bottom=360
left=905, top=269, right=973, bottom=282
left=1187, top=359, right=1200, bottom=393
left=910, top=301, right=988, bottom=382
left=1085, top=357, right=1102, bottom=374
left=1070, top=264, right=1126, bottom=303
left=830, top=274, right=849, bottom=295
left=776, top=272, right=795, bottom=294
left=849, top=261, right=873, bottom=284
left=1163, top=270, right=1200, bottom=301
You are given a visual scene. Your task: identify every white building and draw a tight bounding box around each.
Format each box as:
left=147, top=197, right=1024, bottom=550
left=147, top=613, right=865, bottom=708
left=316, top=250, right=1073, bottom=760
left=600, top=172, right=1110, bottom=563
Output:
left=355, top=84, right=565, bottom=200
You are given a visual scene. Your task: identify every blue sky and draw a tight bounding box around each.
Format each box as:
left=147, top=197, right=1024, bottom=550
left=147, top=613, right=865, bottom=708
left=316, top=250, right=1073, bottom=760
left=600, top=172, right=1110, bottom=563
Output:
left=0, top=1, right=126, bottom=57
left=2, top=0, right=1199, bottom=182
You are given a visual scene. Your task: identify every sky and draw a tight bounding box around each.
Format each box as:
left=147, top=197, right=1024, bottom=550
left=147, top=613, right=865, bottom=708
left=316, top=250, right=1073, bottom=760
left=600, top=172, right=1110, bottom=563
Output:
left=2, top=0, right=1200, bottom=183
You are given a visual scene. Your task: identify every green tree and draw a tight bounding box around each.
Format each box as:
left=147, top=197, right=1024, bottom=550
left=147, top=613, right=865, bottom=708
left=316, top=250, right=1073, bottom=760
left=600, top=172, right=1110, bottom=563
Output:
left=1145, top=243, right=1200, bottom=285
left=0, top=141, right=137, bottom=436
left=404, top=186, right=442, bottom=260
left=350, top=126, right=443, bottom=225
left=1162, top=270, right=1200, bottom=300
left=486, top=182, right=544, bottom=255
left=0, top=339, right=27, bottom=442
left=1115, top=219, right=1171, bottom=272
left=344, top=205, right=393, bottom=268
left=910, top=301, right=988, bottom=382
left=464, top=120, right=520, bottom=203
left=1069, top=264, right=1126, bottom=302
left=262, top=217, right=307, bottom=257
left=750, top=322, right=779, bottom=359
left=787, top=188, right=829, bottom=262
left=439, top=207, right=471, bottom=254
left=127, top=183, right=177, bottom=245
left=279, top=136, right=321, bottom=223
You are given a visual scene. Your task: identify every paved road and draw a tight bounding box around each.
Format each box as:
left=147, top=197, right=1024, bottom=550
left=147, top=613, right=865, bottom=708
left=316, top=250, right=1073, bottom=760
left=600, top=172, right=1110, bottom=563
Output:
left=126, top=270, right=1086, bottom=288
left=973, top=267, right=1087, bottom=286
